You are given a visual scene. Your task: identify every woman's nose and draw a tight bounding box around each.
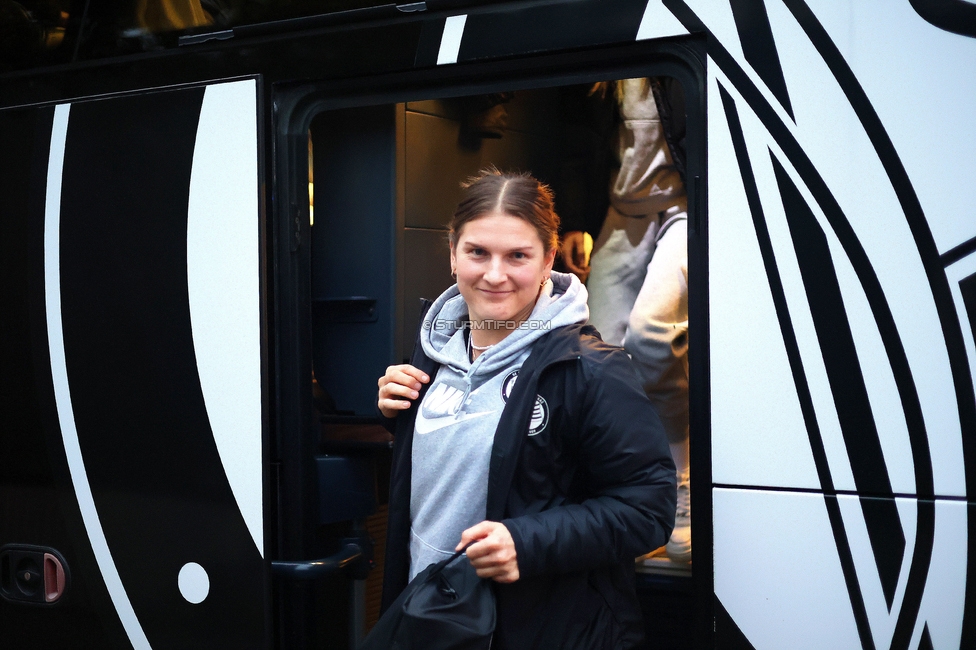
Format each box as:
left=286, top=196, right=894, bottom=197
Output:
left=484, top=258, right=506, bottom=283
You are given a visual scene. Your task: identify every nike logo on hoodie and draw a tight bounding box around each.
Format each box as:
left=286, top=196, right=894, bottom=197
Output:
left=414, top=409, right=496, bottom=435
left=414, top=383, right=495, bottom=435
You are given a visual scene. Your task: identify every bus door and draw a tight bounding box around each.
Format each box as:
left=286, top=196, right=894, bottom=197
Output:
left=0, top=78, right=271, bottom=649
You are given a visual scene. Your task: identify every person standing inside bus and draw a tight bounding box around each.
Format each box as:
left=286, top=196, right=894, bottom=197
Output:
left=560, top=78, right=691, bottom=564
left=377, top=169, right=676, bottom=649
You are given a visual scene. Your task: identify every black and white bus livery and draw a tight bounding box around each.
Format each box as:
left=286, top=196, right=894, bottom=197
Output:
left=1, top=0, right=974, bottom=648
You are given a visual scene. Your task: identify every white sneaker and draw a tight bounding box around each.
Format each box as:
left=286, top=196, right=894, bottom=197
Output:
left=666, top=472, right=691, bottom=563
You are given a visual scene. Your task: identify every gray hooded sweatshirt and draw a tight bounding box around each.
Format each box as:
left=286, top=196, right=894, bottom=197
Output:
left=610, top=77, right=686, bottom=217
left=408, top=271, right=589, bottom=578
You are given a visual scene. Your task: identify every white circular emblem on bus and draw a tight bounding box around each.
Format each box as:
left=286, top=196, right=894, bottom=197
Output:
left=528, top=395, right=548, bottom=436
left=178, top=562, right=210, bottom=604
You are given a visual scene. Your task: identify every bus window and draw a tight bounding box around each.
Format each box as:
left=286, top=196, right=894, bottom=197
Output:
left=1, top=0, right=397, bottom=69
left=0, top=0, right=71, bottom=71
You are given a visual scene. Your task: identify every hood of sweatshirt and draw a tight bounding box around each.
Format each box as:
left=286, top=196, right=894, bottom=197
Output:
left=420, top=270, right=589, bottom=378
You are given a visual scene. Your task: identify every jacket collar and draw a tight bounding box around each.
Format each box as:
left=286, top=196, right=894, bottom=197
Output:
left=518, top=322, right=596, bottom=373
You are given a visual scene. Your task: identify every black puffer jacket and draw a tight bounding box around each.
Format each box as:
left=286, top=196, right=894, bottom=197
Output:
left=381, top=315, right=677, bottom=649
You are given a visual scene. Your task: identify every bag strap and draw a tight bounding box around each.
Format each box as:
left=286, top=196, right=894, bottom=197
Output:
left=430, top=542, right=476, bottom=577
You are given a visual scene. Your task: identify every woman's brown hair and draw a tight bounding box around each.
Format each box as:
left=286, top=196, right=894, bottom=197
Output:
left=448, top=167, right=560, bottom=252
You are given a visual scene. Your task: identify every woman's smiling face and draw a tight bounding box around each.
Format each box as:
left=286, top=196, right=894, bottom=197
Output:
left=451, top=211, right=556, bottom=330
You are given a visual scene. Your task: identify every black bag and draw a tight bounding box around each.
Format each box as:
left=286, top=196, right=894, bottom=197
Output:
left=360, top=546, right=495, bottom=650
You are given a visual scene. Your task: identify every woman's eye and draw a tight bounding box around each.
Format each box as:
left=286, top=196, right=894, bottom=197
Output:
left=471, top=248, right=486, bottom=257
left=511, top=252, right=526, bottom=260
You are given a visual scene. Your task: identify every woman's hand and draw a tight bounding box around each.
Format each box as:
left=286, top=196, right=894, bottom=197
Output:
left=457, top=521, right=520, bottom=583
left=377, top=364, right=429, bottom=419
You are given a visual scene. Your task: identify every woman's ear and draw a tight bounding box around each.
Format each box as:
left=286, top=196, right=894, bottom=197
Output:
left=450, top=244, right=457, bottom=277
left=544, top=248, right=556, bottom=273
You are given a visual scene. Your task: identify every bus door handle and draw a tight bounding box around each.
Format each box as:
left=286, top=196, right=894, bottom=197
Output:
left=271, top=536, right=373, bottom=580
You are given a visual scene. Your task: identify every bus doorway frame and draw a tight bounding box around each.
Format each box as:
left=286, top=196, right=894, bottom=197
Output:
left=271, top=34, right=712, bottom=649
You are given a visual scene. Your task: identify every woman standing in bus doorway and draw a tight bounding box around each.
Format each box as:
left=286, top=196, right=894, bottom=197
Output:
left=376, top=169, right=676, bottom=649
